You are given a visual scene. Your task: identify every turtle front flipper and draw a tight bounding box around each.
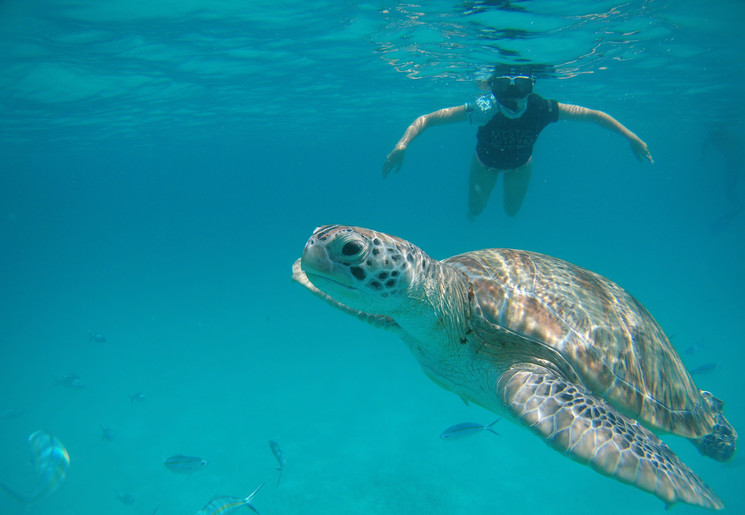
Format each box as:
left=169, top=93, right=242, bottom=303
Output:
left=497, top=365, right=724, bottom=511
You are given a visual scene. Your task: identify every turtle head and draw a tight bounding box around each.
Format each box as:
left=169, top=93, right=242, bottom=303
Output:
left=296, top=225, right=428, bottom=315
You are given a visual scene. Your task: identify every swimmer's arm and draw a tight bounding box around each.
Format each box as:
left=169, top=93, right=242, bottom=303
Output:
left=396, top=105, right=468, bottom=147
left=558, top=103, right=654, bottom=164
left=382, top=106, right=467, bottom=177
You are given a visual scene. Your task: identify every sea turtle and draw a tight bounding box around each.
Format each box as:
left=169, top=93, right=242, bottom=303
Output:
left=292, top=225, right=737, bottom=510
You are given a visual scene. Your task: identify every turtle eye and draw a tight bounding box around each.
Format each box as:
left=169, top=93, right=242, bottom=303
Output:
left=341, top=241, right=363, bottom=257
left=334, top=234, right=368, bottom=263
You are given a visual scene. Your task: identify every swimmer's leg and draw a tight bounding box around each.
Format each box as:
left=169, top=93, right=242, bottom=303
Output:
left=503, top=159, right=532, bottom=217
left=467, top=154, right=499, bottom=220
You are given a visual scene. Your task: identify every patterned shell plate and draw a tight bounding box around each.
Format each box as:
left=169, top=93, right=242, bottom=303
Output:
left=445, top=248, right=715, bottom=438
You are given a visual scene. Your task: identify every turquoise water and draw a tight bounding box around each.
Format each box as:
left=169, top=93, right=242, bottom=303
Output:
left=1, top=1, right=743, bottom=514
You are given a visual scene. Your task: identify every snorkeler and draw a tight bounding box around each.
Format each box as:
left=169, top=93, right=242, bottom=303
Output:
left=382, top=66, right=654, bottom=219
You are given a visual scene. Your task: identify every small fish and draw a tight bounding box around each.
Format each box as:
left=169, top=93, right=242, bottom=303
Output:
left=163, top=454, right=208, bottom=473
left=440, top=418, right=501, bottom=440
left=691, top=362, right=719, bottom=375
left=269, top=440, right=285, bottom=485
left=129, top=392, right=146, bottom=403
left=88, top=332, right=106, bottom=344
left=0, top=431, right=70, bottom=504
left=0, top=408, right=26, bottom=420
left=100, top=424, right=115, bottom=441
left=115, top=490, right=135, bottom=505
left=196, top=482, right=264, bottom=515
left=29, top=431, right=70, bottom=499
left=683, top=341, right=704, bottom=355
left=54, top=375, right=85, bottom=389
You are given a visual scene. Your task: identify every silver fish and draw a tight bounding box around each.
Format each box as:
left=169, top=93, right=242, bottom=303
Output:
left=683, top=341, right=704, bottom=355
left=115, top=490, right=135, bottom=505
left=88, top=332, right=107, bottom=344
left=0, top=408, right=25, bottom=420
left=0, top=430, right=70, bottom=504
left=54, top=374, right=85, bottom=389
left=129, top=392, right=146, bottom=402
left=28, top=431, right=70, bottom=499
left=163, top=454, right=208, bottom=473
left=100, top=424, right=115, bottom=441
left=691, top=362, right=719, bottom=375
left=196, top=482, right=264, bottom=515
left=440, top=418, right=501, bottom=440
left=269, top=440, right=285, bottom=485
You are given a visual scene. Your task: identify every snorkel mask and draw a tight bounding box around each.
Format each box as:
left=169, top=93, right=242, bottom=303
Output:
left=489, top=75, right=534, bottom=117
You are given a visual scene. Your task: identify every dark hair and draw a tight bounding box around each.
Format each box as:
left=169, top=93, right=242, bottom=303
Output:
left=490, top=63, right=557, bottom=81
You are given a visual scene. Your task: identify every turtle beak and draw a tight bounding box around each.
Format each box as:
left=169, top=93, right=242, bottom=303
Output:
left=300, top=229, right=362, bottom=292
left=301, top=238, right=334, bottom=277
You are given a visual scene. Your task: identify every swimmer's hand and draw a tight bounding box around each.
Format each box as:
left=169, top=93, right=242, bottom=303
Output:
left=382, top=145, right=406, bottom=178
left=630, top=137, right=654, bottom=165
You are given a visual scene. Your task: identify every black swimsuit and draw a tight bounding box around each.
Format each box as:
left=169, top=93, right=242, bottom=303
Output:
left=474, top=93, right=559, bottom=169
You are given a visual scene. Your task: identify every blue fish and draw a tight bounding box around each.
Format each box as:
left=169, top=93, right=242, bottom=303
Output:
left=0, top=431, right=70, bottom=504
left=196, top=482, right=264, bottom=515
left=691, top=362, right=719, bottom=375
left=88, top=332, right=107, bottom=344
left=269, top=440, right=285, bottom=485
left=0, top=408, right=25, bottom=420
left=163, top=454, right=208, bottom=473
left=115, top=489, right=136, bottom=505
left=440, top=418, right=501, bottom=440
left=54, top=374, right=85, bottom=389
left=100, top=424, right=115, bottom=441
left=683, top=341, right=704, bottom=355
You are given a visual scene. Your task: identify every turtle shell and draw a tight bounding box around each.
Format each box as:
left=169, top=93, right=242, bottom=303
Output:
left=446, top=248, right=716, bottom=438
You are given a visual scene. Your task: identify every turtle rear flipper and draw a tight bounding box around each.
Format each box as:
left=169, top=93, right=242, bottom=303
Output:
left=498, top=365, right=724, bottom=511
left=691, top=391, right=737, bottom=462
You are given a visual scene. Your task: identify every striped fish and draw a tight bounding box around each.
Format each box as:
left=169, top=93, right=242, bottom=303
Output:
left=0, top=431, right=70, bottom=504
left=163, top=454, right=208, bottom=473
left=54, top=374, right=85, bottom=389
left=268, top=440, right=285, bottom=485
left=28, top=431, right=70, bottom=499
left=196, top=482, right=264, bottom=515
left=439, top=418, right=501, bottom=440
